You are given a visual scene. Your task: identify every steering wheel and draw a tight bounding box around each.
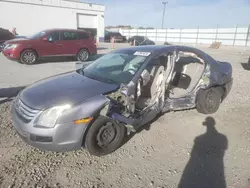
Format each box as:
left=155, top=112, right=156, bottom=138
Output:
left=124, top=64, right=137, bottom=74
left=126, top=68, right=137, bottom=74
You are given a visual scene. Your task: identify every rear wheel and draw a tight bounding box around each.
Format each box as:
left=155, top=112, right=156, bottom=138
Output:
left=85, top=116, right=126, bottom=156
left=196, top=87, right=223, bottom=114
left=77, top=49, right=89, bottom=62
left=20, top=49, right=37, bottom=64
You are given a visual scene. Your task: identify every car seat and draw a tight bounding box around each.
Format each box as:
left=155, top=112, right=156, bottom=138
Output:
left=135, top=58, right=165, bottom=110
left=170, top=56, right=205, bottom=98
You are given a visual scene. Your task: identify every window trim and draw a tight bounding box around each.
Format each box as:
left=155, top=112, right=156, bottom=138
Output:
left=77, top=31, right=89, bottom=40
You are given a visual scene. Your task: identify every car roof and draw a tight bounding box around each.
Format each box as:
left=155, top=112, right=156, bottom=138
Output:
left=113, top=45, right=206, bottom=56
left=42, top=28, right=87, bottom=33
left=113, top=45, right=175, bottom=54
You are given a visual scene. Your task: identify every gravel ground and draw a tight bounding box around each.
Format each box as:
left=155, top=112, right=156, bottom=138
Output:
left=0, top=43, right=250, bottom=188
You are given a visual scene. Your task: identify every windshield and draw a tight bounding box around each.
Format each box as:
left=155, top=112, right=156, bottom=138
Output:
left=29, top=31, right=46, bottom=39
left=81, top=52, right=149, bottom=84
left=135, top=36, right=145, bottom=42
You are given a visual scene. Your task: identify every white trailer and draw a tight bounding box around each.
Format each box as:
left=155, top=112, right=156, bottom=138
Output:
left=0, top=0, right=105, bottom=42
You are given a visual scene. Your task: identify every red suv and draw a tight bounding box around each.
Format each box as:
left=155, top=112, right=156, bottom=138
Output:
left=2, top=29, right=97, bottom=64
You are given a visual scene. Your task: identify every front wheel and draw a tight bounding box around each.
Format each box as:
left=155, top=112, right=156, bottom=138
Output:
left=85, top=116, right=126, bottom=156
left=77, top=49, right=89, bottom=62
left=20, top=49, right=37, bottom=64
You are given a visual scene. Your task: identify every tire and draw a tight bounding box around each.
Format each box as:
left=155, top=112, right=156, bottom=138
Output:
left=77, top=49, right=89, bottom=62
left=20, top=49, right=37, bottom=64
left=85, top=116, right=126, bottom=156
left=196, top=87, right=223, bottom=114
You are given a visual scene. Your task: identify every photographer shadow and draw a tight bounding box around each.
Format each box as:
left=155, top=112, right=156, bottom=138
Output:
left=178, top=117, right=228, bottom=188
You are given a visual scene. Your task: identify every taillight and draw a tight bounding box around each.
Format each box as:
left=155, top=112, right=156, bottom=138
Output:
left=93, top=36, right=97, bottom=46
left=88, top=35, right=95, bottom=43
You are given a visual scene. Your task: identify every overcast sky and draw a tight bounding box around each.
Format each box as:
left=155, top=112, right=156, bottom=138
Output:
left=83, top=0, right=250, bottom=28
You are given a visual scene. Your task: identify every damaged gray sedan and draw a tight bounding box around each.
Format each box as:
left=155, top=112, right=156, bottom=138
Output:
left=11, top=45, right=233, bottom=156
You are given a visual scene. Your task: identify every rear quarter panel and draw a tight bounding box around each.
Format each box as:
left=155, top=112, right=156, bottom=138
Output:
left=67, top=39, right=80, bottom=55
left=80, top=39, right=97, bottom=54
left=210, top=61, right=233, bottom=86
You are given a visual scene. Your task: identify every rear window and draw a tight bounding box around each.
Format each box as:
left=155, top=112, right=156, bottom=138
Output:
left=62, top=31, right=77, bottom=40
left=78, top=32, right=89, bottom=39
left=135, top=36, right=145, bottom=41
left=111, top=32, right=122, bottom=36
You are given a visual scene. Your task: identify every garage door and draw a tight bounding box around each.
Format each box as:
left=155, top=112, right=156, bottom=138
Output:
left=77, top=14, right=97, bottom=29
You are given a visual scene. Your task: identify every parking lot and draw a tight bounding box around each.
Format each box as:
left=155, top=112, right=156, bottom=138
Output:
left=0, top=43, right=250, bottom=188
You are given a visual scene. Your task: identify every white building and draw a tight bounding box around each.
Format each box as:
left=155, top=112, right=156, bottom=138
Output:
left=0, top=0, right=105, bottom=42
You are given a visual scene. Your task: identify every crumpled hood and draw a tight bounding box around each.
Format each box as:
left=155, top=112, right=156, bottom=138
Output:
left=20, top=71, right=119, bottom=110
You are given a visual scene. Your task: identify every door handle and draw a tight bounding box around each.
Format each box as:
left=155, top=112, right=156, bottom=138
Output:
left=56, top=44, right=63, bottom=46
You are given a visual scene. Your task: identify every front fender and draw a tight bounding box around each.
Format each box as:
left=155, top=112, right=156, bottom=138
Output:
left=57, top=95, right=109, bottom=124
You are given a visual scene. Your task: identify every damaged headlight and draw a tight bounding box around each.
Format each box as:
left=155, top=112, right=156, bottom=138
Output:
left=35, top=105, right=71, bottom=128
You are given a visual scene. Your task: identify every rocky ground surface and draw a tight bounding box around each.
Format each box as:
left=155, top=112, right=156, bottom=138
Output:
left=0, top=43, right=250, bottom=188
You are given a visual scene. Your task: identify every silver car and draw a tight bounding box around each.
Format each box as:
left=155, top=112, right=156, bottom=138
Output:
left=11, top=45, right=233, bottom=156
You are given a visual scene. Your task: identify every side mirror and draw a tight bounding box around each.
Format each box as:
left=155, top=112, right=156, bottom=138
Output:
left=75, top=61, right=93, bottom=70
left=140, top=69, right=151, bottom=86
left=48, top=37, right=53, bottom=42
left=44, top=37, right=53, bottom=42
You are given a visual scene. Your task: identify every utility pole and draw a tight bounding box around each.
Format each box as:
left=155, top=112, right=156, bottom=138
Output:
left=161, top=1, right=168, bottom=29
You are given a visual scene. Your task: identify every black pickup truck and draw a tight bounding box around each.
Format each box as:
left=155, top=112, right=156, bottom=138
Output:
left=104, top=30, right=126, bottom=43
left=0, top=28, right=15, bottom=52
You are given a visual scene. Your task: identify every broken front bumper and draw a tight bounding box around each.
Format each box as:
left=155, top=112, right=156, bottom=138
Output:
left=11, top=100, right=89, bottom=152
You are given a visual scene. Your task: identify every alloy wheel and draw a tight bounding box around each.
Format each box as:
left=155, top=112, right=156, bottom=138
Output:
left=22, top=51, right=36, bottom=64
left=78, top=50, right=89, bottom=62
